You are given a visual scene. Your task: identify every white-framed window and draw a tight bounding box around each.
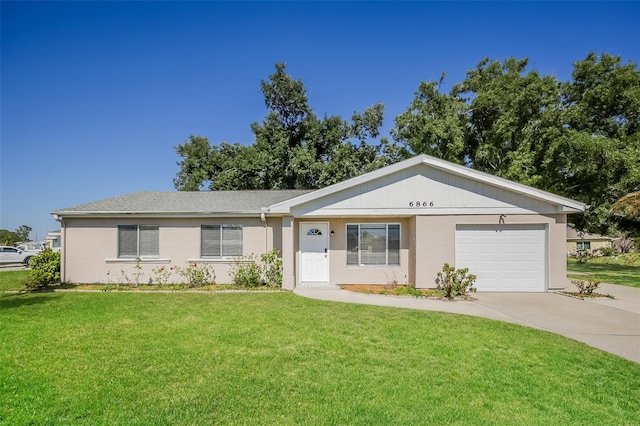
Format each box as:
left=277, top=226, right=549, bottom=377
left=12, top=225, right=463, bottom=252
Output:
left=576, top=241, right=591, bottom=251
left=118, top=225, right=159, bottom=258
left=201, top=225, right=243, bottom=258
left=347, top=223, right=400, bottom=266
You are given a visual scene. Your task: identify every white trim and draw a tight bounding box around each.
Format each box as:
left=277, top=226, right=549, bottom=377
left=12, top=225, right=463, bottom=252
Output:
left=53, top=211, right=262, bottom=219
left=290, top=207, right=563, bottom=217
left=346, top=223, right=401, bottom=267
left=187, top=258, right=251, bottom=263
left=105, top=258, right=171, bottom=264
left=268, top=155, right=586, bottom=214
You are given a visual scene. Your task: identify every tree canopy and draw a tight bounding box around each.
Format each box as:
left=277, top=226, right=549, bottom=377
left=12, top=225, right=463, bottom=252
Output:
left=175, top=55, right=640, bottom=236
left=392, top=53, right=640, bottom=236
left=174, top=63, right=396, bottom=191
left=0, top=225, right=32, bottom=246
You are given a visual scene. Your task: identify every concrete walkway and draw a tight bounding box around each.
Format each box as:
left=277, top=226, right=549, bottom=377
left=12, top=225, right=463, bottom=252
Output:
left=294, top=282, right=640, bottom=364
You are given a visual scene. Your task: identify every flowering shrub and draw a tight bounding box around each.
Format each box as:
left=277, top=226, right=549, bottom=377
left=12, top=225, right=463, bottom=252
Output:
left=571, top=278, right=600, bottom=294
left=229, top=249, right=284, bottom=288
left=436, top=263, right=477, bottom=299
left=173, top=263, right=216, bottom=287
left=260, top=249, right=283, bottom=288
left=151, top=265, right=175, bottom=285
left=230, top=255, right=262, bottom=287
left=569, top=249, right=593, bottom=263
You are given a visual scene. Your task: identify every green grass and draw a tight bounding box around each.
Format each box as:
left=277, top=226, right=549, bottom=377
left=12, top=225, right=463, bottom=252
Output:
left=1, top=292, right=639, bottom=424
left=0, top=269, right=31, bottom=291
left=568, top=253, right=640, bottom=287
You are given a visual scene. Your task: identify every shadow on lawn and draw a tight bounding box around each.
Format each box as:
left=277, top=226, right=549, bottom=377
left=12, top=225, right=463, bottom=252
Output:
left=0, top=292, right=59, bottom=309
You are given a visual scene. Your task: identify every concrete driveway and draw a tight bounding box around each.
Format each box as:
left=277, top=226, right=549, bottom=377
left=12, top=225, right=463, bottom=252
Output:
left=295, top=283, right=640, bottom=364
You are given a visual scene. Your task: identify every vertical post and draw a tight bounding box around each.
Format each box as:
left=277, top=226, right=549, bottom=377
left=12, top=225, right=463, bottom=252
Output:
left=281, top=216, right=295, bottom=290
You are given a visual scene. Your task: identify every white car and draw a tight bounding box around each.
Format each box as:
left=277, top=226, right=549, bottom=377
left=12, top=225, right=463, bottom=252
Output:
left=0, top=245, right=39, bottom=265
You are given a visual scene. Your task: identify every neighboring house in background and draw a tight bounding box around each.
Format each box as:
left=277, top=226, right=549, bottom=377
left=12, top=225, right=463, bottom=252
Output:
left=45, top=230, right=62, bottom=251
left=52, top=155, right=586, bottom=292
left=566, top=229, right=612, bottom=252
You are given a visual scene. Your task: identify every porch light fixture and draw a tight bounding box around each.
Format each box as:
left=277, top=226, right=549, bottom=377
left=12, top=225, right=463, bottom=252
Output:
left=330, top=230, right=335, bottom=237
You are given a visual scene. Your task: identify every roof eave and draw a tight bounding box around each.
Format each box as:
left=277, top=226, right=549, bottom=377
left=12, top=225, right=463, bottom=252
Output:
left=268, top=154, right=587, bottom=213
left=51, top=211, right=263, bottom=219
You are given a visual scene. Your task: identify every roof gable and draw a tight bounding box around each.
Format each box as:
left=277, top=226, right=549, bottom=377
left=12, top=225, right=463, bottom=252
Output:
left=268, top=155, right=586, bottom=215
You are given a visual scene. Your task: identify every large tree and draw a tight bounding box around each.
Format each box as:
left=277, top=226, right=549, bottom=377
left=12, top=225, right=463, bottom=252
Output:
left=544, top=53, right=640, bottom=235
left=392, top=53, right=640, bottom=236
left=174, top=63, right=395, bottom=191
left=15, top=225, right=32, bottom=242
left=0, top=225, right=31, bottom=245
left=0, top=229, right=20, bottom=246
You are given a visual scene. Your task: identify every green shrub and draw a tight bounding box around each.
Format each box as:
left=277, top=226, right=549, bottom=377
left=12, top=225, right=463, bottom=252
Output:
left=571, top=278, right=600, bottom=295
left=230, top=255, right=262, bottom=287
left=260, top=249, right=282, bottom=288
left=26, top=249, right=61, bottom=289
left=150, top=265, right=175, bottom=285
left=436, top=263, right=477, bottom=299
left=595, top=246, right=616, bottom=257
left=388, top=286, right=423, bottom=297
left=569, top=250, right=592, bottom=263
left=229, top=250, right=283, bottom=288
left=173, top=263, right=216, bottom=287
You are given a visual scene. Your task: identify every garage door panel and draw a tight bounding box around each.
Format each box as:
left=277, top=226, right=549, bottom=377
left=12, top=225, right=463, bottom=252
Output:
left=455, top=224, right=546, bottom=292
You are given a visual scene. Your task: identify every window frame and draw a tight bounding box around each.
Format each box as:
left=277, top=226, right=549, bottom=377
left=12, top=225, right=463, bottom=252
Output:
left=346, top=223, right=400, bottom=267
left=576, top=241, right=591, bottom=251
left=117, top=225, right=159, bottom=259
left=200, top=224, right=243, bottom=258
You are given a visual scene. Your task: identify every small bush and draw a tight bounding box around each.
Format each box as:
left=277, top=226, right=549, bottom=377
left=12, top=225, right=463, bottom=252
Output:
left=613, top=238, right=634, bottom=254
left=594, top=246, right=616, bottom=257
left=571, top=278, right=600, bottom=295
left=384, top=286, right=424, bottom=297
left=230, top=255, right=262, bottom=288
left=260, top=249, right=282, bottom=288
left=173, top=263, right=216, bottom=287
left=229, top=250, right=283, bottom=288
left=569, top=250, right=592, bottom=263
left=436, top=263, right=477, bottom=299
left=151, top=265, right=176, bottom=285
left=26, top=249, right=61, bottom=289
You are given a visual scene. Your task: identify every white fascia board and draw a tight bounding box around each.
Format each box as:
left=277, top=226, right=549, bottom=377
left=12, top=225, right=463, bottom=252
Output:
left=268, top=154, right=586, bottom=213
left=290, top=207, right=560, bottom=217
left=51, top=211, right=262, bottom=219
left=425, top=158, right=587, bottom=212
left=267, top=156, right=427, bottom=213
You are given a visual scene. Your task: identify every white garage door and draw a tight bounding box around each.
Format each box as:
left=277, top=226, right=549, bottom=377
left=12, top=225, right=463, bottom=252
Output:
left=455, top=224, right=547, bottom=292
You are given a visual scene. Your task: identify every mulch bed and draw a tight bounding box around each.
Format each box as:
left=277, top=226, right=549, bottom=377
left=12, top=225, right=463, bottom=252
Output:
left=558, top=291, right=614, bottom=299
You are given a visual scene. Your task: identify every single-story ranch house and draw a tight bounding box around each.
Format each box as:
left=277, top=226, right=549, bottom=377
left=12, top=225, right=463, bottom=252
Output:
left=566, top=228, right=612, bottom=253
left=52, top=155, right=586, bottom=292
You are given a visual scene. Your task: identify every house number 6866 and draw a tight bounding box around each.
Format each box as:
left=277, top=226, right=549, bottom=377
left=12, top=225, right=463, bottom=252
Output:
left=409, top=201, right=434, bottom=207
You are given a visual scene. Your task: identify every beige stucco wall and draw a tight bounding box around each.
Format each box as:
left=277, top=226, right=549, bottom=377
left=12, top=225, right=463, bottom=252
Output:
left=282, top=213, right=567, bottom=291
left=294, top=218, right=411, bottom=287
left=62, top=216, right=276, bottom=284
left=566, top=240, right=611, bottom=252
left=63, top=212, right=569, bottom=291
left=412, top=214, right=567, bottom=290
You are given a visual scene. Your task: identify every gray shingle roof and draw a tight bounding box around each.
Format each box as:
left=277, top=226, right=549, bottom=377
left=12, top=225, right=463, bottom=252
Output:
left=53, top=190, right=313, bottom=215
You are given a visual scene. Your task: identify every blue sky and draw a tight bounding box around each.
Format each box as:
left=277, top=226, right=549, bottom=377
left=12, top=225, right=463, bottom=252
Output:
left=1, top=1, right=639, bottom=240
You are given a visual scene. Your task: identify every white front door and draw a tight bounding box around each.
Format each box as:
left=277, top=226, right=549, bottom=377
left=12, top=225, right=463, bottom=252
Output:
left=300, top=222, right=329, bottom=284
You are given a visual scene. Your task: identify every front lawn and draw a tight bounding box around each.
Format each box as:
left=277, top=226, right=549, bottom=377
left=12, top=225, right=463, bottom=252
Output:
left=0, top=269, right=30, bottom=291
left=568, top=253, right=640, bottom=287
left=1, top=292, right=638, bottom=424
